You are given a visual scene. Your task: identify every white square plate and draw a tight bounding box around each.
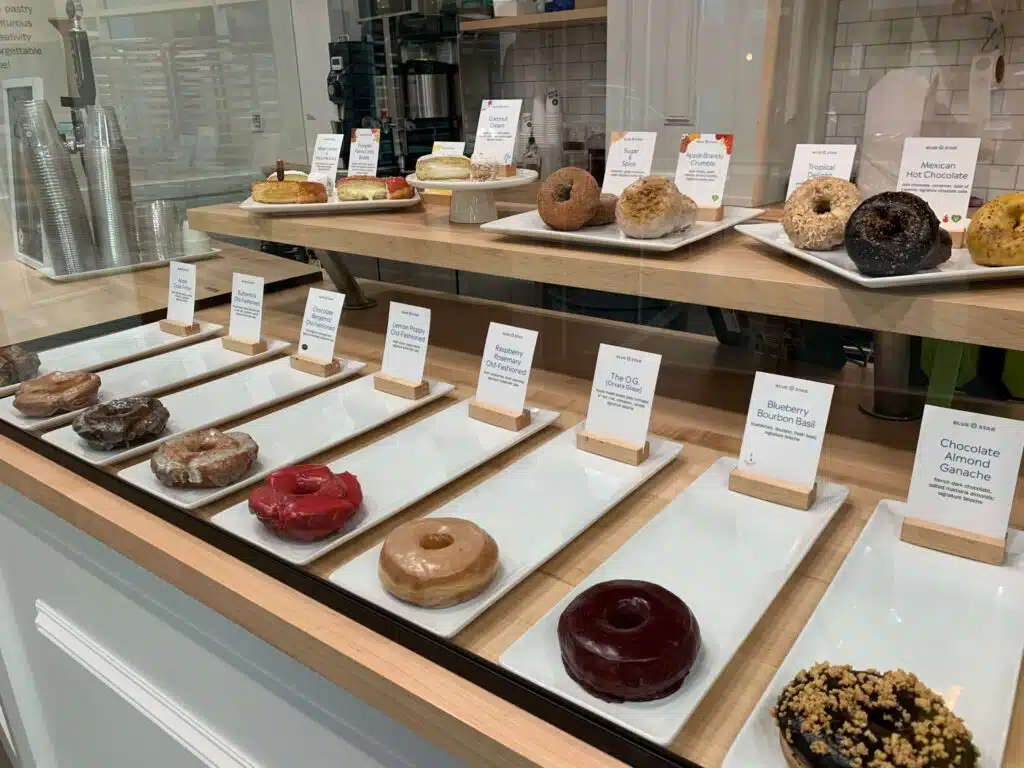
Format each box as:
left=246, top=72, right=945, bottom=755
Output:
left=43, top=357, right=366, bottom=467
left=0, top=321, right=223, bottom=398
left=723, top=500, right=1024, bottom=768
left=0, top=336, right=285, bottom=432
left=120, top=376, right=453, bottom=510
left=482, top=207, right=764, bottom=253
left=209, top=399, right=559, bottom=566
left=238, top=192, right=422, bottom=215
left=737, top=221, right=1024, bottom=288
left=501, top=457, right=848, bottom=746
left=329, top=427, right=682, bottom=638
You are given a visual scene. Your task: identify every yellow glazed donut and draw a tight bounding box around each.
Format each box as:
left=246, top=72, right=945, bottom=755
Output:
left=782, top=177, right=861, bottom=250
left=967, top=193, right=1024, bottom=266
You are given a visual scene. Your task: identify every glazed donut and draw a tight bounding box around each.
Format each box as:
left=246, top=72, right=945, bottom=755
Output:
left=845, top=191, right=952, bottom=277
left=248, top=464, right=363, bottom=542
left=773, top=663, right=978, bottom=768
left=72, top=396, right=169, bottom=450
left=150, top=429, right=258, bottom=488
left=585, top=193, right=618, bottom=227
left=378, top=517, right=499, bottom=607
left=558, top=580, right=700, bottom=702
left=782, top=177, right=860, bottom=250
left=13, top=371, right=100, bottom=417
left=615, top=176, right=697, bottom=239
left=537, top=167, right=601, bottom=231
left=0, top=345, right=40, bottom=387
left=967, top=192, right=1024, bottom=266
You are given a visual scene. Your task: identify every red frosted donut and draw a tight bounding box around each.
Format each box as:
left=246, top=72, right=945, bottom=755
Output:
left=557, top=579, right=700, bottom=702
left=248, top=464, right=363, bottom=541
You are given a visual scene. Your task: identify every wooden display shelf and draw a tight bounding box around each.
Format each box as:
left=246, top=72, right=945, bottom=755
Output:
left=460, top=7, right=606, bottom=32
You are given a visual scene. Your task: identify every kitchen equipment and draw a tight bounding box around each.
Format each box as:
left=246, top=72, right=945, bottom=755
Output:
left=82, top=105, right=139, bottom=268
left=403, top=60, right=456, bottom=119
left=135, top=200, right=182, bottom=263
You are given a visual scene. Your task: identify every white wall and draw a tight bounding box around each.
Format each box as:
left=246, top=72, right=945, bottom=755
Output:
left=291, top=0, right=336, bottom=157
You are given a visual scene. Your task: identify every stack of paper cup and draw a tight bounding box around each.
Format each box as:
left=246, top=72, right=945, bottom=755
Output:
left=517, top=111, right=533, bottom=160
left=544, top=89, right=562, bottom=147
left=532, top=92, right=546, bottom=149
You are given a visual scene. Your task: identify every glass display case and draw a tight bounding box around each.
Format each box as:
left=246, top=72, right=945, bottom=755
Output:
left=0, top=1, right=1023, bottom=767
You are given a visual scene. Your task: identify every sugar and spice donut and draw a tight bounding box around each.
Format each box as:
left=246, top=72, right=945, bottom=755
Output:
left=967, top=192, right=1024, bottom=266
left=537, top=167, right=601, bottom=231
left=557, top=579, right=700, bottom=702
left=378, top=517, right=499, bottom=607
left=13, top=371, right=101, bottom=417
left=615, top=176, right=696, bottom=239
left=150, top=429, right=258, bottom=488
left=845, top=191, right=951, bottom=277
left=782, top=177, right=861, bottom=250
left=248, top=464, right=363, bottom=542
left=72, top=396, right=170, bottom=450
left=773, top=663, right=979, bottom=768
left=0, top=345, right=40, bottom=387
left=586, top=193, right=618, bottom=227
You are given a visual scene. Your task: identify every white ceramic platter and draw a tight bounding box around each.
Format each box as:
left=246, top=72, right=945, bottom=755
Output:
left=723, top=500, right=1024, bottom=768
left=329, top=427, right=682, bottom=639
left=500, top=457, right=849, bottom=747
left=0, top=321, right=223, bottom=399
left=736, top=221, right=1024, bottom=288
left=482, top=207, right=764, bottom=253
left=209, top=399, right=559, bottom=566
left=0, top=337, right=285, bottom=432
left=120, top=376, right=454, bottom=510
left=238, top=192, right=422, bottom=216
left=42, top=357, right=365, bottom=467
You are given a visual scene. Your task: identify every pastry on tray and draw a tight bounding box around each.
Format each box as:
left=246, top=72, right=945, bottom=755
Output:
left=248, top=464, right=363, bottom=541
left=13, top=371, right=100, bottom=417
left=72, top=396, right=170, bottom=450
left=0, top=345, right=41, bottom=387
left=151, top=429, right=258, bottom=488
left=844, top=191, right=951, bottom=277
left=416, top=154, right=470, bottom=181
left=336, top=175, right=415, bottom=201
left=615, top=176, right=697, bottom=239
left=537, top=167, right=601, bottom=231
left=782, top=177, right=860, bottom=251
left=968, top=192, right=1024, bottom=266
left=251, top=178, right=327, bottom=205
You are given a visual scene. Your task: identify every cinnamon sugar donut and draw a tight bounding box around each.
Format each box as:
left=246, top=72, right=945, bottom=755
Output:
left=782, top=177, right=860, bottom=250
left=586, top=193, right=618, bottom=227
left=537, top=168, right=600, bottom=231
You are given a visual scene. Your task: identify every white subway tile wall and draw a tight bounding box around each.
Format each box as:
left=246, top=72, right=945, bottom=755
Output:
left=829, top=0, right=1024, bottom=201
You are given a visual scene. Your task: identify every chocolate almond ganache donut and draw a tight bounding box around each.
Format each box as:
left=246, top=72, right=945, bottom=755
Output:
left=773, top=663, right=979, bottom=768
left=557, top=579, right=700, bottom=702
left=0, top=345, right=40, bottom=387
left=844, top=192, right=952, bottom=277
left=72, top=396, right=170, bottom=450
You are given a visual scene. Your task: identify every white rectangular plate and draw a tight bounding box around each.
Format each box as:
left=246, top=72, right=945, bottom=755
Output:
left=120, top=376, right=454, bottom=510
left=0, top=321, right=223, bottom=399
left=239, top=192, right=422, bottom=216
left=329, top=427, right=682, bottom=638
left=209, top=399, right=559, bottom=566
left=737, top=221, right=1022, bottom=288
left=0, top=337, right=286, bottom=432
left=501, top=457, right=848, bottom=746
left=481, top=207, right=764, bottom=253
left=43, top=357, right=366, bottom=467
left=723, top=500, right=1024, bottom=768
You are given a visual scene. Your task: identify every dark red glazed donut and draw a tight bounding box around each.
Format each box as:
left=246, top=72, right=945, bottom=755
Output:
left=557, top=579, right=700, bottom=702
left=248, top=464, right=363, bottom=542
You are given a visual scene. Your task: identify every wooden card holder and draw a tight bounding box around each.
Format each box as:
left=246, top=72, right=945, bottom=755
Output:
left=728, top=468, right=815, bottom=510
left=374, top=373, right=429, bottom=400
left=468, top=399, right=531, bottom=432
left=290, top=354, right=341, bottom=378
left=159, top=319, right=201, bottom=337
left=899, top=515, right=1006, bottom=566
left=697, top=206, right=724, bottom=222
left=576, top=430, right=650, bottom=466
left=221, top=337, right=268, bottom=356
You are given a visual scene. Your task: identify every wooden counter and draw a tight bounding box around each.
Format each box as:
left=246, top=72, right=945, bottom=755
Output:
left=189, top=201, right=1024, bottom=352
left=1, top=277, right=1023, bottom=767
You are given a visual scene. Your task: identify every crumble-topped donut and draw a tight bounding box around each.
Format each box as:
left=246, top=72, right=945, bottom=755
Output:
left=13, top=371, right=101, bottom=417
left=558, top=579, right=700, bottom=702
left=537, top=167, right=601, bottom=231
left=967, top=192, right=1024, bottom=266
left=782, top=177, right=860, bottom=250
left=845, top=192, right=952, bottom=277
left=72, top=396, right=170, bottom=450
left=248, top=464, right=363, bottom=542
left=0, top=345, right=40, bottom=387
left=150, top=429, right=258, bottom=488
left=772, top=663, right=979, bottom=768
left=615, top=176, right=696, bottom=239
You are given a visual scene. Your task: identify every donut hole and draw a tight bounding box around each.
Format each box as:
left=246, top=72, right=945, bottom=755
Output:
left=420, top=532, right=454, bottom=550
left=812, top=196, right=832, bottom=215
left=606, top=597, right=651, bottom=632
left=553, top=183, right=573, bottom=203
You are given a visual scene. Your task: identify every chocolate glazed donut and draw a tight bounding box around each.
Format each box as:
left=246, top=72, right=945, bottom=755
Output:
left=558, top=580, right=700, bottom=702
left=844, top=191, right=952, bottom=277
left=72, top=396, right=170, bottom=450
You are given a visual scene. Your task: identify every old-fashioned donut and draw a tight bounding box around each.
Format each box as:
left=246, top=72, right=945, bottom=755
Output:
left=782, top=177, right=861, bottom=250
left=586, top=193, right=618, bottom=227
left=13, top=371, right=101, bottom=417
left=0, top=345, right=40, bottom=387
left=967, top=192, right=1024, bottom=266
left=150, top=428, right=258, bottom=488
left=557, top=579, right=700, bottom=702
left=845, top=191, right=951, bottom=277
left=378, top=517, right=499, bottom=607
left=248, top=464, right=363, bottom=542
left=72, top=396, right=170, bottom=450
left=773, top=663, right=978, bottom=768
left=615, top=176, right=696, bottom=239
left=537, top=167, right=601, bottom=231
